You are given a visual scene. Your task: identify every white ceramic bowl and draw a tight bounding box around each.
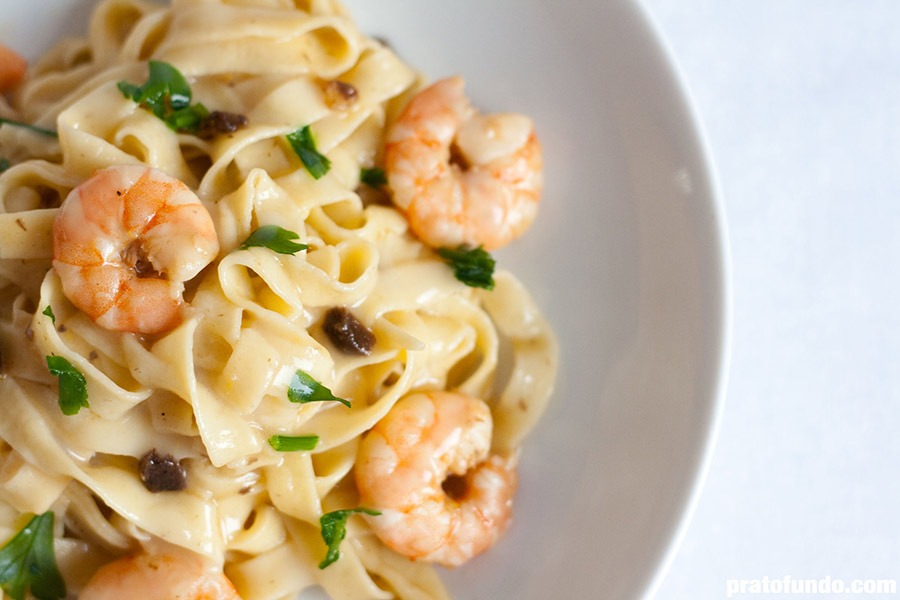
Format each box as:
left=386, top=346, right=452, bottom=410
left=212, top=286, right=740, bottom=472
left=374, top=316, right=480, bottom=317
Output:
left=3, top=1, right=730, bottom=598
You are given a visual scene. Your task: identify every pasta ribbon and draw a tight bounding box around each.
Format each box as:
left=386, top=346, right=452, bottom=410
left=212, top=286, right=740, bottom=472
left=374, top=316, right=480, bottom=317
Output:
left=0, top=0, right=557, bottom=598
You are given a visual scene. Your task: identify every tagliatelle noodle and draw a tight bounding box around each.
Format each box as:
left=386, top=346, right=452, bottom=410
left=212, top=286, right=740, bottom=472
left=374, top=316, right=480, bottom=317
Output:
left=0, top=0, right=558, bottom=598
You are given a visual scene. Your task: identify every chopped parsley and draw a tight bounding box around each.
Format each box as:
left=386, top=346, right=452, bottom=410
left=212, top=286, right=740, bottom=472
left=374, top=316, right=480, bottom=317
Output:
left=117, top=60, right=209, bottom=133
left=0, top=118, right=58, bottom=138
left=0, top=512, right=66, bottom=600
left=359, top=166, right=387, bottom=188
left=286, top=125, right=330, bottom=179
left=318, top=507, right=381, bottom=569
left=0, top=159, right=10, bottom=173
left=288, top=370, right=350, bottom=407
left=45, top=356, right=88, bottom=415
left=239, top=225, right=308, bottom=255
left=267, top=434, right=319, bottom=452
left=437, top=245, right=496, bottom=290
left=41, top=306, right=55, bottom=324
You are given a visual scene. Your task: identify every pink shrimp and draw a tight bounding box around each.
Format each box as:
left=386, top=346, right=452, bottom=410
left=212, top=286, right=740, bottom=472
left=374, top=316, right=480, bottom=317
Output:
left=52, top=165, right=219, bottom=334
left=0, top=44, right=27, bottom=93
left=384, top=76, right=543, bottom=251
left=79, top=551, right=242, bottom=600
left=354, top=390, right=517, bottom=567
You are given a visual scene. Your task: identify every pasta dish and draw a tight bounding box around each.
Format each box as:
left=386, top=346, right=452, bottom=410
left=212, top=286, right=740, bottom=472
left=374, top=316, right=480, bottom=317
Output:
left=0, top=0, right=557, bottom=598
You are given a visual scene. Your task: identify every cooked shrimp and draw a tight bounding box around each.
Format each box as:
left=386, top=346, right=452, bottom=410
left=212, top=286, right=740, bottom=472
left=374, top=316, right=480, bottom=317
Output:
left=52, top=165, right=219, bottom=334
left=79, top=552, right=242, bottom=600
left=0, top=44, right=27, bottom=92
left=384, top=76, right=542, bottom=251
left=354, top=390, right=517, bottom=567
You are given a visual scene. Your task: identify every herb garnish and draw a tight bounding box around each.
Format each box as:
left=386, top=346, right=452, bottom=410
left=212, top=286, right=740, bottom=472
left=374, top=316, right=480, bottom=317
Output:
left=318, top=507, right=381, bottom=569
left=286, top=125, right=331, bottom=179
left=41, top=306, right=55, bottom=324
left=267, top=434, right=319, bottom=452
left=117, top=60, right=209, bottom=133
left=46, top=356, right=88, bottom=415
left=0, top=511, right=66, bottom=600
left=437, top=245, right=496, bottom=290
left=359, top=166, right=387, bottom=188
left=288, top=370, right=350, bottom=407
left=0, top=118, right=58, bottom=138
left=239, top=225, right=308, bottom=255
left=0, top=159, right=10, bottom=173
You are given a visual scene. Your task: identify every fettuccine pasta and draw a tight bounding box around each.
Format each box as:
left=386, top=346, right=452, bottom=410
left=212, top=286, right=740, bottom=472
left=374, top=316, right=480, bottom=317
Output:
left=0, top=1, right=557, bottom=598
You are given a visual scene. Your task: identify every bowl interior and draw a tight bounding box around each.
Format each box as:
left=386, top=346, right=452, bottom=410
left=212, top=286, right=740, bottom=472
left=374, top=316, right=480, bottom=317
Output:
left=342, top=2, right=729, bottom=598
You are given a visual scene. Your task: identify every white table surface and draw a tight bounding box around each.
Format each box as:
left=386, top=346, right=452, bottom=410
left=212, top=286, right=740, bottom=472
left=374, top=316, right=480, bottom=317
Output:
left=638, top=1, right=900, bottom=598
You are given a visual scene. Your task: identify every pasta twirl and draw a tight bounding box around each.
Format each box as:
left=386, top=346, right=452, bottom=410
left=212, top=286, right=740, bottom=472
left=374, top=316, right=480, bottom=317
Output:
left=0, top=0, right=558, bottom=598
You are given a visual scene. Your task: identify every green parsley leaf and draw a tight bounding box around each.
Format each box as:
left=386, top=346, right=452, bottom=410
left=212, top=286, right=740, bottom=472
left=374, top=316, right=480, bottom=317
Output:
left=0, top=511, right=66, bottom=600
left=118, top=60, right=191, bottom=111
left=318, top=507, right=381, bottom=569
left=239, top=225, right=308, bottom=255
left=117, top=60, right=209, bottom=133
left=437, top=245, right=496, bottom=290
left=0, top=159, right=10, bottom=173
left=359, top=167, right=387, bottom=188
left=267, top=434, right=319, bottom=452
left=46, top=356, right=89, bottom=416
left=286, top=126, right=331, bottom=179
left=0, top=118, right=58, bottom=138
left=41, top=306, right=55, bottom=324
left=166, top=102, right=210, bottom=133
left=288, top=370, right=350, bottom=407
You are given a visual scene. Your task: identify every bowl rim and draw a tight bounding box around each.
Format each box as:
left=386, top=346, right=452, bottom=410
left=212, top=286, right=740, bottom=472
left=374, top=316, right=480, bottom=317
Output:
left=634, top=1, right=733, bottom=596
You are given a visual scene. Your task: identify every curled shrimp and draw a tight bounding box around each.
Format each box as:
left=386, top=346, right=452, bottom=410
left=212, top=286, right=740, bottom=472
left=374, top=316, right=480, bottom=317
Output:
left=0, top=44, right=27, bottom=92
left=52, top=165, right=219, bottom=334
left=79, top=551, right=242, bottom=600
left=384, top=76, right=542, bottom=251
left=355, top=390, right=517, bottom=567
